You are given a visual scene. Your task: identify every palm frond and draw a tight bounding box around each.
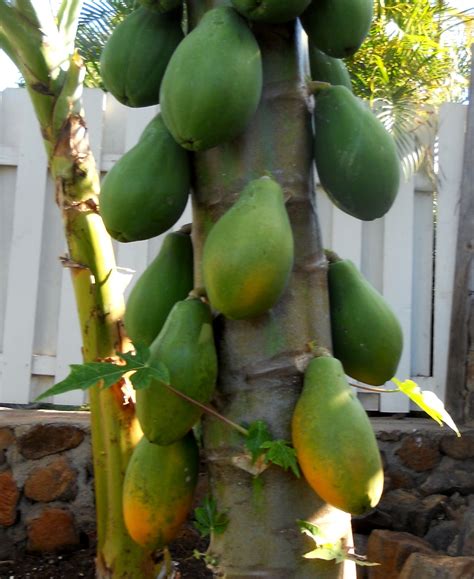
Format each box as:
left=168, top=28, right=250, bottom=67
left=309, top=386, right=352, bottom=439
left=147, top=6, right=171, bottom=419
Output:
left=76, top=0, right=136, bottom=87
left=372, top=98, right=438, bottom=178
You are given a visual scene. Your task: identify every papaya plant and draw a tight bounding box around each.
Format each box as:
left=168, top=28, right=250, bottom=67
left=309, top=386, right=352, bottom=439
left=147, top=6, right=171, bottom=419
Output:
left=1, top=1, right=459, bottom=578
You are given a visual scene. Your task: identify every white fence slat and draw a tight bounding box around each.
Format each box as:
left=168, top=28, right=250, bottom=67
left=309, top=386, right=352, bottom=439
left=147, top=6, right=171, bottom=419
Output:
left=380, top=176, right=415, bottom=413
left=411, top=190, right=435, bottom=376
left=83, top=89, right=106, bottom=168
left=32, top=175, right=64, bottom=356
left=330, top=207, right=362, bottom=269
left=433, top=103, right=467, bottom=401
left=315, top=186, right=334, bottom=248
left=101, top=94, right=128, bottom=161
left=1, top=94, right=48, bottom=403
left=0, top=90, right=467, bottom=409
left=0, top=166, right=17, bottom=352
left=0, top=145, right=18, bottom=165
left=54, top=268, right=85, bottom=406
left=1, top=89, right=26, bottom=150
left=361, top=219, right=384, bottom=293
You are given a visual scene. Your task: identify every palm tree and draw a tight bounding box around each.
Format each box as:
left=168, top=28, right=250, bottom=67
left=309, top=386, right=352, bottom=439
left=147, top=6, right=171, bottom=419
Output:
left=346, top=0, right=473, bottom=174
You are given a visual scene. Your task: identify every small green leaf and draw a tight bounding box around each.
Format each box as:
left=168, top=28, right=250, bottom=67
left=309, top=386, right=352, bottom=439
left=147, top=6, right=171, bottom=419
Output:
left=245, top=420, right=272, bottom=462
left=392, top=378, right=461, bottom=437
left=193, top=495, right=229, bottom=538
left=261, top=440, right=300, bottom=478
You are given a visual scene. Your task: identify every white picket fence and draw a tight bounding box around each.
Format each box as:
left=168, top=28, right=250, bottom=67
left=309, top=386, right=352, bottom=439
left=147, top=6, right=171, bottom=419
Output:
left=0, top=88, right=467, bottom=411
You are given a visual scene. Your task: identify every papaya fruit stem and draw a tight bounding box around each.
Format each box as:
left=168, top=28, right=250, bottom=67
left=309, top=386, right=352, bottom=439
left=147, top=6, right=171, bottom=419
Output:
left=307, top=80, right=332, bottom=95
left=349, top=382, right=400, bottom=393
left=306, top=343, right=332, bottom=359
left=188, top=286, right=208, bottom=300
left=324, top=249, right=342, bottom=263
left=161, top=380, right=249, bottom=437
left=163, top=547, right=173, bottom=577
left=179, top=223, right=192, bottom=234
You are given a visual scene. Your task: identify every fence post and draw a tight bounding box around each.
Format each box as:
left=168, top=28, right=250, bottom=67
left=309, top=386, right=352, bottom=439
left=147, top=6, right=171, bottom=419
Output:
left=446, top=48, right=474, bottom=422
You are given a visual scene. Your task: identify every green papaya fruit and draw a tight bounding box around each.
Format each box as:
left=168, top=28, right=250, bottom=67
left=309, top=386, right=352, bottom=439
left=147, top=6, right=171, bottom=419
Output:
left=202, top=176, right=294, bottom=320
left=100, top=114, right=190, bottom=242
left=292, top=355, right=384, bottom=515
left=136, top=298, right=218, bottom=445
left=124, top=232, right=193, bottom=347
left=328, top=258, right=403, bottom=385
left=123, top=434, right=198, bottom=550
left=100, top=6, right=183, bottom=107
left=231, top=0, right=311, bottom=23
left=160, top=6, right=263, bottom=151
left=137, top=0, right=182, bottom=13
left=301, top=0, right=373, bottom=58
left=313, top=85, right=400, bottom=220
left=308, top=45, right=352, bottom=91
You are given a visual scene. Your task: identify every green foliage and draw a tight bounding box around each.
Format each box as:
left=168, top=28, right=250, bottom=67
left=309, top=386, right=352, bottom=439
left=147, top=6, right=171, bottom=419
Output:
left=245, top=420, right=300, bottom=477
left=194, top=495, right=229, bottom=538
left=348, top=0, right=472, bottom=105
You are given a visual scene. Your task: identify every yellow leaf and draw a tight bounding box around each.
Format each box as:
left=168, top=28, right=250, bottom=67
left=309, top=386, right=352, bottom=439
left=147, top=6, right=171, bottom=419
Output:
left=392, top=378, right=460, bottom=437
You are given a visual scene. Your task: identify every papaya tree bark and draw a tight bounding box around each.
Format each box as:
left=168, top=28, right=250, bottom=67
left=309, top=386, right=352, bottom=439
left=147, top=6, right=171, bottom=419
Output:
left=0, top=2, right=155, bottom=577
left=188, top=1, right=356, bottom=576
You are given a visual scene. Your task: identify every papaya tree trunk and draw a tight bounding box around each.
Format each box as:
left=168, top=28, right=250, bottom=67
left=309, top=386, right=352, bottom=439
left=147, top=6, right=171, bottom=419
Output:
left=188, top=2, right=355, bottom=576
left=0, top=3, right=155, bottom=577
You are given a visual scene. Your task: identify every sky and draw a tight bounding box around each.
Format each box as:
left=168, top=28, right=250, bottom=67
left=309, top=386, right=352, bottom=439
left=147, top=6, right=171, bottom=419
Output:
left=0, top=0, right=472, bottom=91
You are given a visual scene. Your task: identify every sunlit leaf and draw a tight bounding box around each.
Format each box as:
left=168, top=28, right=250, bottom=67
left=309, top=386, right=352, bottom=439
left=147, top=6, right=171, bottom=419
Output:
left=297, top=520, right=380, bottom=566
left=392, top=378, right=461, bottom=437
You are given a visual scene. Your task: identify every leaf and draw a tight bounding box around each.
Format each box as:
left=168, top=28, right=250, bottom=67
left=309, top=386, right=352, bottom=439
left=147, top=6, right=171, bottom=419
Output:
left=303, top=544, right=345, bottom=563
left=298, top=521, right=345, bottom=562
left=297, top=520, right=380, bottom=567
left=35, top=361, right=126, bottom=400
left=193, top=495, right=229, bottom=538
left=298, top=520, right=327, bottom=543
left=245, top=420, right=272, bottom=462
left=392, top=378, right=461, bottom=437
left=35, top=343, right=170, bottom=400
left=260, top=440, right=300, bottom=478
left=117, top=342, right=150, bottom=366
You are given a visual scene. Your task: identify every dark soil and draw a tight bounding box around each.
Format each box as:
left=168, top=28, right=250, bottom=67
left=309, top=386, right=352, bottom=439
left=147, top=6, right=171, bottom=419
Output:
left=0, top=524, right=212, bottom=579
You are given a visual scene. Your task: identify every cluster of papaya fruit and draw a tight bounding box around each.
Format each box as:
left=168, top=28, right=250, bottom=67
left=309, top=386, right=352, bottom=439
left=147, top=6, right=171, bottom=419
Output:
left=98, top=0, right=405, bottom=549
